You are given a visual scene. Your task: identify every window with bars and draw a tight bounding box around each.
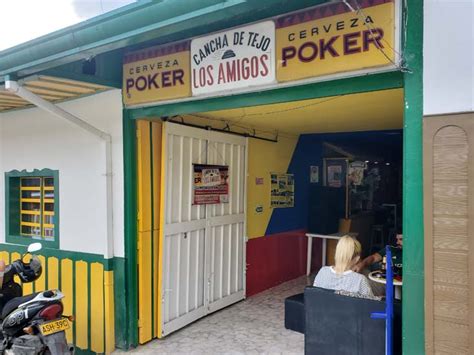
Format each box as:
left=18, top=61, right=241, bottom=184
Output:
left=5, top=170, right=59, bottom=248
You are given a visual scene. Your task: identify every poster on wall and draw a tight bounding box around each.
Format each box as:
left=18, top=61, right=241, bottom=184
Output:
left=310, top=166, right=319, bottom=183
left=327, top=165, right=343, bottom=187
left=191, top=21, right=276, bottom=96
left=348, top=161, right=367, bottom=186
left=325, top=159, right=348, bottom=188
left=270, top=173, right=294, bottom=208
left=193, top=164, right=229, bottom=205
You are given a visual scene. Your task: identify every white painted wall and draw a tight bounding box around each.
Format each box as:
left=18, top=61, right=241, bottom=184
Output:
left=424, top=0, right=474, bottom=115
left=0, top=90, right=124, bottom=257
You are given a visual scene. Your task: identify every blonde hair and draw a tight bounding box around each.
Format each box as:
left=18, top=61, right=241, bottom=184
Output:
left=334, top=236, right=362, bottom=274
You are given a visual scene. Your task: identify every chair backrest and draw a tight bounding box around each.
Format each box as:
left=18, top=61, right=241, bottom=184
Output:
left=304, top=286, right=401, bottom=355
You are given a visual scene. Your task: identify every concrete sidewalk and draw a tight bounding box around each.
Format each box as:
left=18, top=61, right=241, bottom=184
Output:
left=114, top=275, right=312, bottom=354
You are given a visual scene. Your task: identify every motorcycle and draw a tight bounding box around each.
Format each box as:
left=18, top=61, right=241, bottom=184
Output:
left=0, top=243, right=74, bottom=354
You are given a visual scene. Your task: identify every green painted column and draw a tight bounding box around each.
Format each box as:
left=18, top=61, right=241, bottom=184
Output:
left=402, top=0, right=424, bottom=354
left=115, top=109, right=138, bottom=349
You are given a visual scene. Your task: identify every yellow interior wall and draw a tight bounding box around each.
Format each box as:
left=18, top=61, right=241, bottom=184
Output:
left=247, top=135, right=298, bottom=238
left=192, top=88, right=404, bottom=136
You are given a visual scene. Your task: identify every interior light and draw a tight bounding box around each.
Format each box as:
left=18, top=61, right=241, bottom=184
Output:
left=374, top=161, right=379, bottom=164
left=365, top=160, right=369, bottom=163
left=386, top=163, right=390, bottom=166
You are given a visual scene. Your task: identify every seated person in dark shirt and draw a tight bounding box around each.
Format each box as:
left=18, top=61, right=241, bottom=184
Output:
left=353, top=232, right=402, bottom=272
left=352, top=231, right=402, bottom=295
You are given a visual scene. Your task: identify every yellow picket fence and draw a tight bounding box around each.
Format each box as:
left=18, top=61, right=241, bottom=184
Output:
left=0, top=251, right=115, bottom=354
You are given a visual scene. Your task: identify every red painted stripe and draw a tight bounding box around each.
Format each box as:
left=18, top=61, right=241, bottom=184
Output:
left=275, top=0, right=393, bottom=29
left=123, top=40, right=191, bottom=64
left=246, top=229, right=324, bottom=297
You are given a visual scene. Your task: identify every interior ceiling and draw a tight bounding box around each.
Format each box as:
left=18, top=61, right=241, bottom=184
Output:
left=0, top=75, right=111, bottom=112
left=180, top=88, right=403, bottom=139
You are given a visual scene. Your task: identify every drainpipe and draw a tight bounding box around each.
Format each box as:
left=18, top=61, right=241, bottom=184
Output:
left=5, top=79, right=114, bottom=260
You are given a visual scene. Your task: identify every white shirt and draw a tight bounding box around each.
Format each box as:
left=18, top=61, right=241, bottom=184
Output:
left=313, top=266, right=374, bottom=297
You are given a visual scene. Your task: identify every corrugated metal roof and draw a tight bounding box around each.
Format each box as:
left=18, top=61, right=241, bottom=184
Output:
left=0, top=75, right=110, bottom=112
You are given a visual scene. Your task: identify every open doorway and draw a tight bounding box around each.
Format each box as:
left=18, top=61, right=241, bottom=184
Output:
left=138, top=87, right=404, bottom=341
left=179, top=86, right=403, bottom=283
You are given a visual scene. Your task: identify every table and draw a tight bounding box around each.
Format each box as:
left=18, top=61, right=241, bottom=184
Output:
left=305, top=232, right=358, bottom=276
left=368, top=271, right=403, bottom=300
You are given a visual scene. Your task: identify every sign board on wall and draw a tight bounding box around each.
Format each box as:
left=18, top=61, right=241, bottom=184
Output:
left=191, top=21, right=276, bottom=96
left=348, top=161, right=367, bottom=185
left=193, top=164, right=229, bottom=205
left=123, top=41, right=191, bottom=105
left=310, top=166, right=319, bottom=183
left=276, top=0, right=395, bottom=82
left=325, top=159, right=348, bottom=188
left=122, top=0, right=397, bottom=106
left=270, top=173, right=294, bottom=208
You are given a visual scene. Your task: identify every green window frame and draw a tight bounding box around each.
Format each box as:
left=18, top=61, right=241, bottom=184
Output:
left=5, top=169, right=59, bottom=249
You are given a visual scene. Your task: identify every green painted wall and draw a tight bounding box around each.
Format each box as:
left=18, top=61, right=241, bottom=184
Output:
left=113, top=256, right=129, bottom=349
left=130, top=72, right=403, bottom=119
left=121, top=110, right=138, bottom=349
left=0, top=243, right=113, bottom=270
left=402, top=0, right=425, bottom=354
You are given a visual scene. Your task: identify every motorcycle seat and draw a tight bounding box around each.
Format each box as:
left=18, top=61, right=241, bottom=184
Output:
left=1, top=293, right=39, bottom=319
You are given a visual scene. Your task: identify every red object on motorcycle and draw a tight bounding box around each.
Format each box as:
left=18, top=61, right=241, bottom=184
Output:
left=39, top=303, right=63, bottom=320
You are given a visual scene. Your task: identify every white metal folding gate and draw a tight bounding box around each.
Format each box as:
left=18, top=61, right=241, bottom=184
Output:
left=161, top=122, right=247, bottom=336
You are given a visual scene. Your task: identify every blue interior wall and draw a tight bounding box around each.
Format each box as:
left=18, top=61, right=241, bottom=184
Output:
left=265, top=130, right=403, bottom=235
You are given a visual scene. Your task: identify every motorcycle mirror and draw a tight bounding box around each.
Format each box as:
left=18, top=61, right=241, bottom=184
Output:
left=27, top=243, right=42, bottom=254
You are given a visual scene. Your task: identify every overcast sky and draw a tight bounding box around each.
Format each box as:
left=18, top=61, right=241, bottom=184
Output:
left=0, top=0, right=136, bottom=51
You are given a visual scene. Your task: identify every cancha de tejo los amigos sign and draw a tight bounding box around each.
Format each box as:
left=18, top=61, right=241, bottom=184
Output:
left=123, top=0, right=396, bottom=106
left=191, top=21, right=275, bottom=96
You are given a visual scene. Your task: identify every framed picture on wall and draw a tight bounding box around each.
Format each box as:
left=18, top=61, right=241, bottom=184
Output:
left=323, top=158, right=349, bottom=219
left=324, top=158, right=348, bottom=187
left=310, top=166, right=319, bottom=183
left=270, top=173, right=294, bottom=208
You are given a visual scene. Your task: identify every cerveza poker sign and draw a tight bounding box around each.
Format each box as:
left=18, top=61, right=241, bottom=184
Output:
left=191, top=21, right=276, bottom=96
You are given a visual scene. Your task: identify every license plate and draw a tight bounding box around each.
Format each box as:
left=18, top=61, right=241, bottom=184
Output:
left=39, top=319, right=70, bottom=336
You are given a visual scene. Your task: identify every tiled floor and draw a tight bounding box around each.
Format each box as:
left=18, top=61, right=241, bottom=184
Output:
left=114, top=275, right=313, bottom=354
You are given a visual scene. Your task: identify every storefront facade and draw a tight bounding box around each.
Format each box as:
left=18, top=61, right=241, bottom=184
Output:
left=2, top=0, right=464, bottom=354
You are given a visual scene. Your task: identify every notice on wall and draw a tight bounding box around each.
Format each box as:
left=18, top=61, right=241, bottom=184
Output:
left=123, top=41, right=191, bottom=105
left=275, top=0, right=395, bottom=82
left=310, top=166, right=319, bottom=183
left=193, top=164, right=229, bottom=205
left=348, top=161, right=367, bottom=186
left=191, top=21, right=276, bottom=96
left=270, top=173, right=294, bottom=208
left=327, top=165, right=343, bottom=188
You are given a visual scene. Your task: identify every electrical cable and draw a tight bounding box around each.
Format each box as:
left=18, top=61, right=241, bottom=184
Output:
left=351, top=0, right=412, bottom=73
left=181, top=93, right=351, bottom=141
left=186, top=113, right=293, bottom=139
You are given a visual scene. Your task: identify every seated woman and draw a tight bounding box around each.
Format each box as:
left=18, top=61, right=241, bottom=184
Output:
left=313, top=235, right=374, bottom=297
